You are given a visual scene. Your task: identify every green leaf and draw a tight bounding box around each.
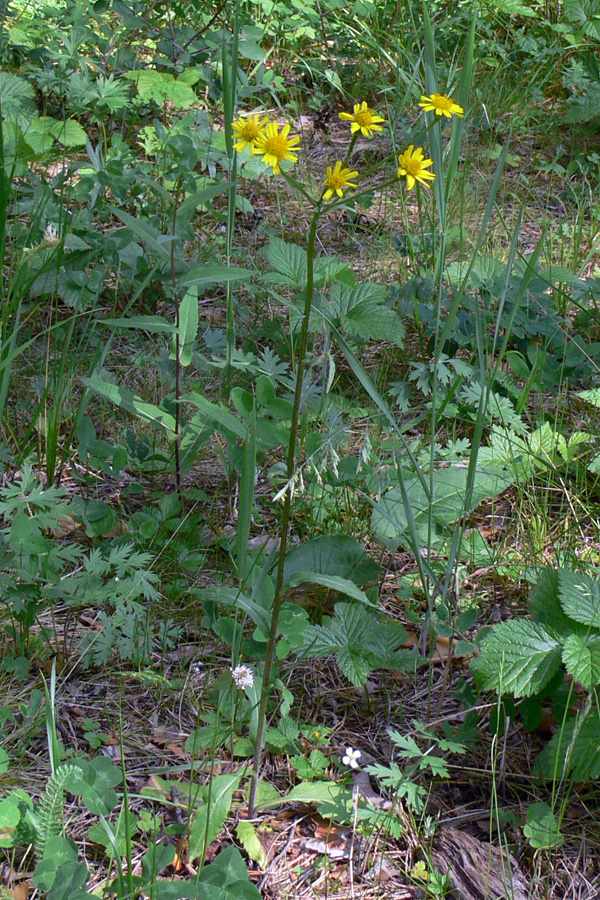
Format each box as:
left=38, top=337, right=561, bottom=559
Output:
left=179, top=264, right=254, bottom=288
left=373, top=465, right=512, bottom=549
left=281, top=781, right=347, bottom=805
left=183, top=393, right=246, bottom=439
left=298, top=602, right=408, bottom=686
left=524, top=802, right=565, bottom=849
left=0, top=72, right=37, bottom=119
left=67, top=756, right=121, bottom=816
left=51, top=118, right=87, bottom=147
left=109, top=206, right=173, bottom=262
left=188, top=773, right=242, bottom=862
left=236, top=821, right=267, bottom=867
left=22, top=117, right=56, bottom=154
left=0, top=797, right=21, bottom=847
left=557, top=570, right=600, bottom=629
left=124, top=69, right=197, bottom=108
left=530, top=568, right=589, bottom=637
left=198, top=846, right=261, bottom=900
left=178, top=287, right=199, bottom=366
left=83, top=377, right=177, bottom=439
left=534, top=710, right=600, bottom=782
left=283, top=536, right=380, bottom=586
left=470, top=619, right=562, bottom=697
left=263, top=236, right=307, bottom=288
left=285, top=572, right=375, bottom=607
left=562, top=634, right=600, bottom=688
left=33, top=836, right=81, bottom=891
left=326, top=282, right=405, bottom=347
left=101, top=315, right=176, bottom=334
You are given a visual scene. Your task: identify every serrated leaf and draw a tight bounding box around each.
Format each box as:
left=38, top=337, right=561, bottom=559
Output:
left=534, top=709, right=600, bottom=782
left=557, top=570, right=600, bottom=628
left=336, top=644, right=375, bottom=685
left=470, top=619, right=562, bottom=697
left=530, top=568, right=589, bottom=637
left=562, top=634, right=600, bottom=688
left=298, top=602, right=403, bottom=686
left=263, top=236, right=307, bottom=288
left=326, top=282, right=405, bottom=347
left=0, top=72, right=37, bottom=119
left=51, top=118, right=87, bottom=147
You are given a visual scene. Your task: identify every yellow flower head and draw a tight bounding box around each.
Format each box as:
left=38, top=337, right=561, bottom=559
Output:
left=339, top=101, right=385, bottom=138
left=252, top=122, right=300, bottom=174
left=397, top=145, right=436, bottom=190
left=419, top=93, right=464, bottom=119
left=232, top=113, right=268, bottom=153
left=323, top=161, right=359, bottom=200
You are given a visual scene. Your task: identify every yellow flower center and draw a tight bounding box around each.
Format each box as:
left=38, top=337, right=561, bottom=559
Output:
left=403, top=158, right=423, bottom=175
left=354, top=109, right=374, bottom=126
left=328, top=172, right=347, bottom=190
left=264, top=134, right=288, bottom=159
left=432, top=94, right=453, bottom=110
left=240, top=121, right=261, bottom=140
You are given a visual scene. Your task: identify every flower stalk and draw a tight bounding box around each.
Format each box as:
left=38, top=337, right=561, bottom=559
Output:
left=248, top=208, right=321, bottom=816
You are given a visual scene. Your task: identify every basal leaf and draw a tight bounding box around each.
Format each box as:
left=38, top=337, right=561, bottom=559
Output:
left=188, top=773, right=242, bottom=862
left=285, top=572, right=374, bottom=606
left=283, top=535, right=380, bottom=586
left=83, top=378, right=176, bottom=439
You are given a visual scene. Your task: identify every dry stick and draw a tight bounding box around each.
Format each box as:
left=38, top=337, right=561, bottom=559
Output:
left=247, top=212, right=320, bottom=817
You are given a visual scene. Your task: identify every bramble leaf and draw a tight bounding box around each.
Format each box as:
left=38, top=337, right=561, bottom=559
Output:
left=470, top=619, right=562, bottom=697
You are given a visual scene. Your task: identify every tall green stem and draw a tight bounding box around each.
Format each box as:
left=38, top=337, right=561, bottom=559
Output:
left=248, top=210, right=320, bottom=816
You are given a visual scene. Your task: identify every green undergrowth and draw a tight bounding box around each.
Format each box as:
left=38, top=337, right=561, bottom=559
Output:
left=2, top=0, right=600, bottom=897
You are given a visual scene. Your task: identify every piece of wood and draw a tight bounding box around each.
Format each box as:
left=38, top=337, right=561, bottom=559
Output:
left=431, top=828, right=529, bottom=900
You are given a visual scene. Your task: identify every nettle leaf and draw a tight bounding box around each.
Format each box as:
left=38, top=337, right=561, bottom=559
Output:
left=534, top=709, right=600, bottom=783
left=562, top=634, right=600, bottom=688
left=530, top=568, right=589, bottom=638
left=557, top=570, right=600, bottom=629
left=470, top=619, right=562, bottom=697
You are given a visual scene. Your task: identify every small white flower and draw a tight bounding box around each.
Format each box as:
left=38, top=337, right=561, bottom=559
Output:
left=43, top=224, right=61, bottom=246
left=342, top=747, right=361, bottom=768
left=231, top=664, right=254, bottom=689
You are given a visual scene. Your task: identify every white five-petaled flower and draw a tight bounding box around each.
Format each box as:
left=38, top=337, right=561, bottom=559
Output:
left=342, top=747, right=361, bottom=768
left=231, top=664, right=254, bottom=689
